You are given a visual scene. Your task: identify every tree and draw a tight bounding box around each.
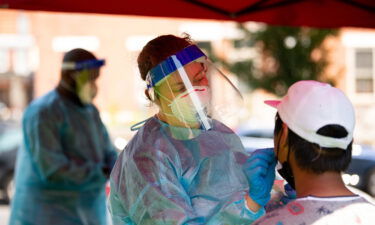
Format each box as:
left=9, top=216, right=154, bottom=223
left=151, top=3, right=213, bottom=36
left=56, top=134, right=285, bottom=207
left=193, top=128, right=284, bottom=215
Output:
left=228, top=24, right=338, bottom=96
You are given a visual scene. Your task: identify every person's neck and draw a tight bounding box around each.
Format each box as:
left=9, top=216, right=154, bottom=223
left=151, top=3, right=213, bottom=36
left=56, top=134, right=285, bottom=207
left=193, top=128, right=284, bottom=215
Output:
left=156, top=112, right=200, bottom=129
left=56, top=82, right=84, bottom=107
left=294, top=169, right=354, bottom=198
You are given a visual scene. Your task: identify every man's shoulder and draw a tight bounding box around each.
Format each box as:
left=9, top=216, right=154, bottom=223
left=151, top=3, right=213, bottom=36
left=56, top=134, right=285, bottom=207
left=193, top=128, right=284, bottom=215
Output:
left=24, top=90, right=61, bottom=120
left=254, top=196, right=375, bottom=225
left=253, top=200, right=306, bottom=225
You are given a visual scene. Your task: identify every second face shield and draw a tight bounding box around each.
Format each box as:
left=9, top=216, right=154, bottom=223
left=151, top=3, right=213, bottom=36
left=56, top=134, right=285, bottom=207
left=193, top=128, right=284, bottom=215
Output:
left=146, top=45, right=243, bottom=131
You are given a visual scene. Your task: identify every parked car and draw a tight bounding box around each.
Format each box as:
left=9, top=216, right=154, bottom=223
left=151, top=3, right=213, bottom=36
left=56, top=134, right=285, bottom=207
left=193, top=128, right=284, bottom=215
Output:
left=0, top=121, right=22, bottom=204
left=345, top=144, right=375, bottom=196
left=236, top=127, right=375, bottom=196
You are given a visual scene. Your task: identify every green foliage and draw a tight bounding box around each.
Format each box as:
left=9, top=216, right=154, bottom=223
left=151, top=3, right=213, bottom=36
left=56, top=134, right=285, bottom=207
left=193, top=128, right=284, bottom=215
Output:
left=228, top=24, right=338, bottom=96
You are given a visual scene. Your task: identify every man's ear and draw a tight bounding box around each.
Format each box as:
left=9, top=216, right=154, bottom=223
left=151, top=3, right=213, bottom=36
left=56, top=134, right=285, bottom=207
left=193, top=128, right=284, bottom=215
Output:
left=278, top=122, right=289, bottom=162
left=281, top=122, right=289, bottom=144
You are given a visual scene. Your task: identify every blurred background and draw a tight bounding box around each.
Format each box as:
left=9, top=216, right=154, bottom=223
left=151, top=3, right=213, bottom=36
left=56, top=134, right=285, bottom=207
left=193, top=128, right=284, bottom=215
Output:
left=0, top=8, right=375, bottom=224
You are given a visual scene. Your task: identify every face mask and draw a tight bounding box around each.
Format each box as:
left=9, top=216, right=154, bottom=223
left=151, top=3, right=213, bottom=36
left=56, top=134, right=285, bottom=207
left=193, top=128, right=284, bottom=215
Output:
left=77, top=82, right=97, bottom=104
left=58, top=76, right=96, bottom=104
left=74, top=70, right=97, bottom=105
left=275, top=130, right=296, bottom=189
left=169, top=86, right=210, bottom=124
left=156, top=86, right=210, bottom=124
left=276, top=160, right=295, bottom=189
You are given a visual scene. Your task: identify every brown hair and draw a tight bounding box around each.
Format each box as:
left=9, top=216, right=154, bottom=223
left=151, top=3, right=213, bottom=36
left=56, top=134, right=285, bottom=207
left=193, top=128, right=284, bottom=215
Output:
left=137, top=34, right=194, bottom=81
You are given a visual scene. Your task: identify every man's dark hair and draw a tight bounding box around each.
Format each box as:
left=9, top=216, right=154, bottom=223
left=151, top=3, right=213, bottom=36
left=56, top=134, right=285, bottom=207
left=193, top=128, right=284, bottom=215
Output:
left=63, top=48, right=96, bottom=64
left=274, top=113, right=352, bottom=174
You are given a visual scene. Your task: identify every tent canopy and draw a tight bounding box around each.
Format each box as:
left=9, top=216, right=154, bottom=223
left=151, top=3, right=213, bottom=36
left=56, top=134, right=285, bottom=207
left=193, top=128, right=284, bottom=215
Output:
left=0, top=0, right=374, bottom=28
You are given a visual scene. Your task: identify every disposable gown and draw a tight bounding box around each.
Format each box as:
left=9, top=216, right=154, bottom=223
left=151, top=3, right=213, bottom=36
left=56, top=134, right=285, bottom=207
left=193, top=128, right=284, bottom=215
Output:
left=109, top=116, right=265, bottom=225
left=9, top=90, right=118, bottom=225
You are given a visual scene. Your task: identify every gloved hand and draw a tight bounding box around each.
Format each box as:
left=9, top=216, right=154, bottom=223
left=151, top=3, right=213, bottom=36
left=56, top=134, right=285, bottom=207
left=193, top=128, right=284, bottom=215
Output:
left=280, top=183, right=297, bottom=204
left=243, top=148, right=277, bottom=206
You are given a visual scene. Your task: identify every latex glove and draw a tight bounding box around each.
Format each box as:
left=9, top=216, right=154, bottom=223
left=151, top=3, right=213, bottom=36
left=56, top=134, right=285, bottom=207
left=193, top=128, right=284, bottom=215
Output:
left=243, top=148, right=277, bottom=206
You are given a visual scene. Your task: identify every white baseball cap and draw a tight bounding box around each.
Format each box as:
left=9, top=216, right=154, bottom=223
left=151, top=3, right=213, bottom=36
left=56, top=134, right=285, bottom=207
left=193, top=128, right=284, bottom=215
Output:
left=265, top=80, right=355, bottom=149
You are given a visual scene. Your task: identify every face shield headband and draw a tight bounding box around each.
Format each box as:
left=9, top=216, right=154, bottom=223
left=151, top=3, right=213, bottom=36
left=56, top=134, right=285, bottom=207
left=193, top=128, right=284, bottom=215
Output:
left=61, top=59, right=105, bottom=71
left=146, top=45, right=206, bottom=89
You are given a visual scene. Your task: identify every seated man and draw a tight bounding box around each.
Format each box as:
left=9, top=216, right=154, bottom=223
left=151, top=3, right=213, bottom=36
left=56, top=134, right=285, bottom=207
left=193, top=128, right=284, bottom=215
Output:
left=252, top=80, right=375, bottom=225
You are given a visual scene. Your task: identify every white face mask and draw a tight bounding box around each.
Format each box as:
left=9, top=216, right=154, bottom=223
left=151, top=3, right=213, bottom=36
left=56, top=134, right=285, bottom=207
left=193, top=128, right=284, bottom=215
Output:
left=73, top=70, right=98, bottom=105
left=160, top=86, right=211, bottom=124
left=77, top=82, right=97, bottom=104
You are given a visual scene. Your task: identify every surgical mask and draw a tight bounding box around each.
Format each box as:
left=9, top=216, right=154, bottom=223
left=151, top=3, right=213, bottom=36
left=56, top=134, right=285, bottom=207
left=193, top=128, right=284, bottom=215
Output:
left=157, top=86, right=211, bottom=126
left=74, top=70, right=97, bottom=105
left=77, top=82, right=97, bottom=104
left=170, top=86, right=210, bottom=123
left=58, top=78, right=96, bottom=105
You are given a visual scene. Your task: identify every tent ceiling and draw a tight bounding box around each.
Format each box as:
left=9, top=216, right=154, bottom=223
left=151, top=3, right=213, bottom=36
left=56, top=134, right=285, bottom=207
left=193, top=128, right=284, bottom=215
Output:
left=0, top=0, right=374, bottom=28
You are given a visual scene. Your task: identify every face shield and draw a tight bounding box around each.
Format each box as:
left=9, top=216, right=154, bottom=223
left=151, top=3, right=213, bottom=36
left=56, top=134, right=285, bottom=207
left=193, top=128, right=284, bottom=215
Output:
left=146, top=45, right=243, bottom=133
left=61, top=59, right=105, bottom=104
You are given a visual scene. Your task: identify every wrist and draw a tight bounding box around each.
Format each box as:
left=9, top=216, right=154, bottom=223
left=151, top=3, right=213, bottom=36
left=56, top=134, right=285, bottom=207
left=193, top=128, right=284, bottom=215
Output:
left=245, top=194, right=262, bottom=212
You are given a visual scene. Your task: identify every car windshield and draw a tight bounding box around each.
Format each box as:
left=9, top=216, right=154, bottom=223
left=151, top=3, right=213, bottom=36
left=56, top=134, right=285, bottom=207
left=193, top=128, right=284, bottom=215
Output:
left=237, top=129, right=274, bottom=139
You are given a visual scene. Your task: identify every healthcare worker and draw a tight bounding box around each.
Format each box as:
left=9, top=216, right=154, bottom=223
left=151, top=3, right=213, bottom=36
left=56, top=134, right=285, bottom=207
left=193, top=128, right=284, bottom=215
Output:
left=109, top=35, right=277, bottom=225
left=9, top=48, right=118, bottom=225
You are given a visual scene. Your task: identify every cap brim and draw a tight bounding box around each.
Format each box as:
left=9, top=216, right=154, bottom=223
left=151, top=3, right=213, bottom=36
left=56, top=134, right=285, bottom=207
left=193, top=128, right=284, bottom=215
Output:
left=264, top=100, right=281, bottom=108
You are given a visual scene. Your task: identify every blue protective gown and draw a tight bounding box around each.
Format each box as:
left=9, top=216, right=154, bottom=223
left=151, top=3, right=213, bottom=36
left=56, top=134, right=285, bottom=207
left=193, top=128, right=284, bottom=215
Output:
left=109, top=116, right=265, bottom=225
left=9, top=89, right=118, bottom=225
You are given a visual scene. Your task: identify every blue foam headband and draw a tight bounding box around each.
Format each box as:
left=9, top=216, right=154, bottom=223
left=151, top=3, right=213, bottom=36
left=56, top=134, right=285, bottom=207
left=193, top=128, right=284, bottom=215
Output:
left=147, top=45, right=206, bottom=88
left=75, top=59, right=105, bottom=70
left=62, top=59, right=105, bottom=71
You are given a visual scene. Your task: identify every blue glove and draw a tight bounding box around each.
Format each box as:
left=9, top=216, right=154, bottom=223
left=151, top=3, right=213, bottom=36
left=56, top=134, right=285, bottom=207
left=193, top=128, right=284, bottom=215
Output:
left=243, top=148, right=277, bottom=206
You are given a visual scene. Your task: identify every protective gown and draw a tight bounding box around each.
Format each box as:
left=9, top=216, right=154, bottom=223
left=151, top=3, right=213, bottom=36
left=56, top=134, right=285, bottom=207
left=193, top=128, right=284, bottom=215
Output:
left=109, top=116, right=265, bottom=225
left=9, top=89, right=118, bottom=225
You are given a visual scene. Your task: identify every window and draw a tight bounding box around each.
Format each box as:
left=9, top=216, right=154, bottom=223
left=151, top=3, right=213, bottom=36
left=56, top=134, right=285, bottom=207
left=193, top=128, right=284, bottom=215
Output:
left=355, top=48, right=374, bottom=93
left=13, top=48, right=29, bottom=75
left=240, top=129, right=274, bottom=139
left=52, top=36, right=100, bottom=52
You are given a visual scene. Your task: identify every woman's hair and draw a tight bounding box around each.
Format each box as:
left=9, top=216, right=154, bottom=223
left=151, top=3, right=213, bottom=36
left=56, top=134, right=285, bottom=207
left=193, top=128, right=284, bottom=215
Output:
left=137, top=34, right=194, bottom=81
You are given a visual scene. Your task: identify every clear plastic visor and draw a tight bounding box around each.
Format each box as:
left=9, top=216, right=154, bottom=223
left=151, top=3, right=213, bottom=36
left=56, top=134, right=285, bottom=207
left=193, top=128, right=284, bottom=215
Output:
left=146, top=45, right=244, bottom=134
